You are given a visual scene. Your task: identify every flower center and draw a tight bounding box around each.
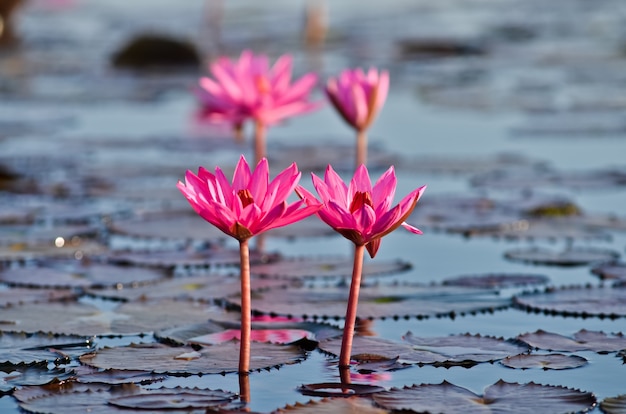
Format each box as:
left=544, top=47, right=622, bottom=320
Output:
left=255, top=75, right=271, bottom=95
left=237, top=189, right=254, bottom=208
left=349, top=191, right=373, bottom=213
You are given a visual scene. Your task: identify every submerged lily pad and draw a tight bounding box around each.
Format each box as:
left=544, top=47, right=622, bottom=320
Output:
left=372, top=380, right=596, bottom=414
left=442, top=273, right=550, bottom=289
left=514, top=286, right=626, bottom=317
left=0, top=299, right=226, bottom=336
left=500, top=353, right=588, bottom=370
left=0, top=261, right=168, bottom=289
left=79, top=341, right=306, bottom=374
left=296, top=383, right=386, bottom=398
left=516, top=329, right=626, bottom=353
left=250, top=256, right=411, bottom=280
left=0, top=332, right=94, bottom=365
left=504, top=247, right=619, bottom=267
left=226, top=283, right=510, bottom=320
left=277, top=397, right=387, bottom=413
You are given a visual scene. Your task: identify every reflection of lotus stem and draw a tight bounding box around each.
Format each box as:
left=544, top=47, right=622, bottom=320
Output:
left=239, top=239, right=251, bottom=373
left=254, top=121, right=266, bottom=167
left=339, top=244, right=365, bottom=368
left=238, top=372, right=251, bottom=404
left=356, top=129, right=367, bottom=168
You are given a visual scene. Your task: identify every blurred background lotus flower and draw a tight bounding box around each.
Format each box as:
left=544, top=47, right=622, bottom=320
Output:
left=325, top=67, right=389, bottom=168
left=296, top=163, right=425, bottom=373
left=196, top=50, right=321, bottom=164
left=177, top=155, right=321, bottom=376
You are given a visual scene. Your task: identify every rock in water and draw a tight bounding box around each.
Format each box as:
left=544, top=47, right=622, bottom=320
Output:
left=111, top=33, right=201, bottom=70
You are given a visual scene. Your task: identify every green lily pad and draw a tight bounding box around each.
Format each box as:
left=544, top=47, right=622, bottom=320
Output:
left=0, top=286, right=75, bottom=307
left=442, top=273, right=550, bottom=289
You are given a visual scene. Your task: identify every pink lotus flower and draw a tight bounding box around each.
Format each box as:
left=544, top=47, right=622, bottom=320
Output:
left=196, top=50, right=320, bottom=127
left=325, top=67, right=389, bottom=132
left=296, top=164, right=425, bottom=258
left=178, top=155, right=321, bottom=241
left=178, top=156, right=321, bottom=376
left=297, top=164, right=425, bottom=372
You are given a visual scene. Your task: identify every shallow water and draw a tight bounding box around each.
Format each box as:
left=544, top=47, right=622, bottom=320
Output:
left=1, top=0, right=626, bottom=413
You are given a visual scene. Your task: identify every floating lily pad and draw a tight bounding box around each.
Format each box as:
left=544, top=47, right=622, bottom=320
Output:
left=372, top=380, right=596, bottom=414
left=277, top=397, right=387, bottom=413
left=226, top=283, right=510, bottom=320
left=14, top=382, right=240, bottom=414
left=500, top=353, right=588, bottom=370
left=0, top=261, right=168, bottom=289
left=108, top=212, right=227, bottom=243
left=591, top=261, right=626, bottom=282
left=0, top=299, right=227, bottom=336
left=442, top=273, right=550, bottom=289
left=600, top=394, right=626, bottom=414
left=108, top=246, right=278, bottom=270
left=71, top=365, right=166, bottom=385
left=0, top=224, right=98, bottom=246
left=471, top=219, right=611, bottom=241
left=108, top=387, right=239, bottom=410
left=471, top=167, right=626, bottom=191
left=269, top=141, right=399, bottom=173
left=514, top=286, right=626, bottom=317
left=79, top=341, right=305, bottom=374
left=250, top=256, right=411, bottom=280
left=516, top=329, right=626, bottom=353
left=155, top=319, right=342, bottom=347
left=0, top=332, right=94, bottom=365
left=398, top=153, right=542, bottom=176
left=86, top=273, right=285, bottom=302
left=1, top=366, right=72, bottom=392
left=0, top=240, right=106, bottom=262
left=318, top=336, right=453, bottom=365
left=504, top=247, right=619, bottom=266
left=402, top=332, right=529, bottom=363
left=0, top=286, right=75, bottom=307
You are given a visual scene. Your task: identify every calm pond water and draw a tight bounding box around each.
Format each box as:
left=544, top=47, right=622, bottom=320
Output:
left=1, top=0, right=626, bottom=413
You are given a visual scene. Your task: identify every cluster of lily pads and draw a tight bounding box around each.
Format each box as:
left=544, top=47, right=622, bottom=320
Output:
left=2, top=1, right=626, bottom=413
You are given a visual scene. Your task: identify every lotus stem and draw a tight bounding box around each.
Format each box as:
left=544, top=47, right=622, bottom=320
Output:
left=254, top=120, right=266, bottom=167
left=339, top=243, right=365, bottom=369
left=238, top=372, right=251, bottom=404
left=356, top=129, right=367, bottom=168
left=239, top=238, right=251, bottom=373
